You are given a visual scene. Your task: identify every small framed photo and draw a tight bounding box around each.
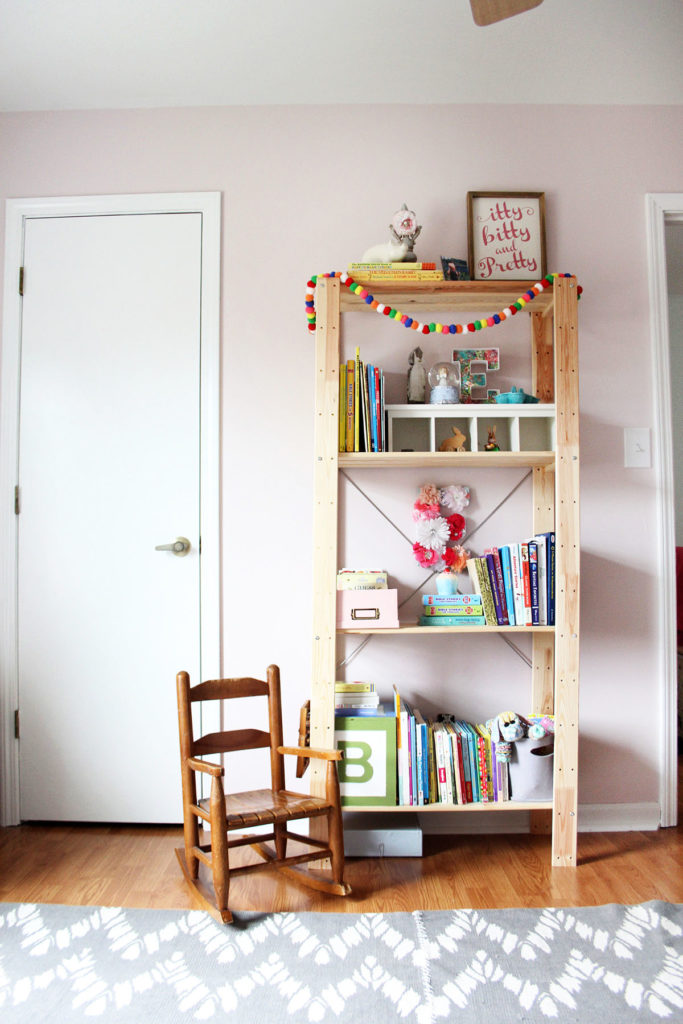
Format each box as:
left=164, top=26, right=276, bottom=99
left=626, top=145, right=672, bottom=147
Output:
left=467, top=192, right=546, bottom=281
left=440, top=257, right=470, bottom=281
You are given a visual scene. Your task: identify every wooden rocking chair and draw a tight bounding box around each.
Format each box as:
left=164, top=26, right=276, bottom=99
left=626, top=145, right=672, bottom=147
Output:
left=176, top=666, right=350, bottom=924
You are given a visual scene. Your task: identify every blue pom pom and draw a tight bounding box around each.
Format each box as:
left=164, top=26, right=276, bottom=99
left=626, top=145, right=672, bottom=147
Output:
left=405, top=317, right=413, bottom=328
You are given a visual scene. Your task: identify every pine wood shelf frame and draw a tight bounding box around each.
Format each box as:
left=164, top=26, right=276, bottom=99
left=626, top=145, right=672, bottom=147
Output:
left=311, top=277, right=580, bottom=867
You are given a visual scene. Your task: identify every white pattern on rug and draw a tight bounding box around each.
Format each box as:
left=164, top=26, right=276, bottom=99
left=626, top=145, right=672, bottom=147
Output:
left=0, top=902, right=681, bottom=1022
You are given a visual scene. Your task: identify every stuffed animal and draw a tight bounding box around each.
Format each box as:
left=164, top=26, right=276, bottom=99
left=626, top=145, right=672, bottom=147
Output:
left=439, top=426, right=467, bottom=452
left=487, top=711, right=526, bottom=763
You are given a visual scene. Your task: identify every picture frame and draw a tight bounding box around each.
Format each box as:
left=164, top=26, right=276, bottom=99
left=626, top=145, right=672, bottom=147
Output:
left=467, top=191, right=546, bottom=281
left=334, top=715, right=397, bottom=806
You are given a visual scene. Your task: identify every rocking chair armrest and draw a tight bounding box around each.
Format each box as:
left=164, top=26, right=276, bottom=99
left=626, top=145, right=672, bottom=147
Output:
left=187, top=756, right=224, bottom=778
left=278, top=745, right=343, bottom=762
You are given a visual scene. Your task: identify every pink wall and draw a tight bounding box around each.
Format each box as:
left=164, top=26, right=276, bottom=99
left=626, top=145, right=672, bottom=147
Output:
left=1, top=103, right=682, bottom=811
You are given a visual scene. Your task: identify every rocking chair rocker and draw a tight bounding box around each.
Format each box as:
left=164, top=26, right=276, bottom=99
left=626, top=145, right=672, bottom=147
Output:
left=176, top=666, right=350, bottom=924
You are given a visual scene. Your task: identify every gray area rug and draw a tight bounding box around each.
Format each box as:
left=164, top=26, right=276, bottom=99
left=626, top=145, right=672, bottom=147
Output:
left=0, top=902, right=681, bottom=1022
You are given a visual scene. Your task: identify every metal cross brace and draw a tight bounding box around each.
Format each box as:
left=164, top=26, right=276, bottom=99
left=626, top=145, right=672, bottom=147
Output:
left=336, top=469, right=533, bottom=670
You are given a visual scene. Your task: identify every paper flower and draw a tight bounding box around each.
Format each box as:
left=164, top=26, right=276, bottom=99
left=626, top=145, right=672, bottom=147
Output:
left=415, top=515, right=450, bottom=551
left=412, top=483, right=470, bottom=574
left=439, top=485, right=471, bottom=513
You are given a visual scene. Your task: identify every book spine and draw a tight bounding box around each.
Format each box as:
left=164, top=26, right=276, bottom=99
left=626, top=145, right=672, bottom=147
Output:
left=520, top=542, right=532, bottom=625
left=490, top=548, right=509, bottom=624
left=420, top=605, right=483, bottom=617
left=354, top=347, right=360, bottom=453
left=409, top=711, right=417, bottom=806
left=339, top=363, right=346, bottom=452
left=419, top=615, right=486, bottom=626
left=335, top=681, right=375, bottom=692
left=499, top=545, right=516, bottom=626
left=509, top=543, right=526, bottom=625
left=546, top=531, right=556, bottom=626
left=379, top=370, right=385, bottom=452
left=348, top=262, right=437, bottom=271
left=528, top=540, right=540, bottom=625
left=422, top=593, right=482, bottom=605
left=484, top=552, right=507, bottom=625
left=360, top=357, right=370, bottom=453
left=456, top=725, right=473, bottom=803
left=534, top=533, right=548, bottom=625
left=460, top=723, right=479, bottom=802
left=467, top=557, right=498, bottom=626
left=346, top=358, right=354, bottom=453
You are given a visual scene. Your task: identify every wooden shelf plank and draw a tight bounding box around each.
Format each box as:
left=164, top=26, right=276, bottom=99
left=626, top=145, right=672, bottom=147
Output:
left=339, top=279, right=555, bottom=316
left=339, top=451, right=555, bottom=469
left=338, top=625, right=555, bottom=635
left=342, top=801, right=554, bottom=813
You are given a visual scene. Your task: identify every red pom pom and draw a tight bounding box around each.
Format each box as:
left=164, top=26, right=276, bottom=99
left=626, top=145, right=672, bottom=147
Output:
left=421, top=324, right=430, bottom=334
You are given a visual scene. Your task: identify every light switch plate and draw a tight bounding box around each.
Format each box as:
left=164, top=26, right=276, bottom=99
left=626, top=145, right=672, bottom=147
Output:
left=624, top=427, right=651, bottom=468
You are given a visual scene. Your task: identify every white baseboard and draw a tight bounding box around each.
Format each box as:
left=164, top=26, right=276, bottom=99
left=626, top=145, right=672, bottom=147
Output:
left=417, top=802, right=662, bottom=835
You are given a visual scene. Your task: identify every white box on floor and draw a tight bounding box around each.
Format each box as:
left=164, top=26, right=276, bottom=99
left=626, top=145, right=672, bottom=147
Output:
left=342, top=813, right=422, bottom=857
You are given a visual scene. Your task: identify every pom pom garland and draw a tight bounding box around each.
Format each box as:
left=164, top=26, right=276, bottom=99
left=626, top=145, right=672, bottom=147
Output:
left=306, top=272, right=582, bottom=335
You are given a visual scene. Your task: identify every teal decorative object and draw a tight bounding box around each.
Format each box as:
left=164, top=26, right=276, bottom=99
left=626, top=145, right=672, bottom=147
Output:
left=496, top=386, right=539, bottom=404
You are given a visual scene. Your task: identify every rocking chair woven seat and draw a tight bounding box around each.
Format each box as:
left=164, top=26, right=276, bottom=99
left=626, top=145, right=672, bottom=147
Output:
left=176, top=666, right=350, bottom=924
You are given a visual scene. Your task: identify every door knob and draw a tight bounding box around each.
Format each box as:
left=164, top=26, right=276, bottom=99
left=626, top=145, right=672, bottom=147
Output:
left=154, top=536, right=191, bottom=556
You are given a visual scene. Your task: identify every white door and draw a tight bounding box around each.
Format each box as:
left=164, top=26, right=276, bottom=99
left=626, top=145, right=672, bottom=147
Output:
left=16, top=209, right=211, bottom=823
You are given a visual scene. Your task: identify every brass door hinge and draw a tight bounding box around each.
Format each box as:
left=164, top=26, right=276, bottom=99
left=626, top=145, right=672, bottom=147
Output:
left=14, top=710, right=20, bottom=739
left=19, top=267, right=24, bottom=296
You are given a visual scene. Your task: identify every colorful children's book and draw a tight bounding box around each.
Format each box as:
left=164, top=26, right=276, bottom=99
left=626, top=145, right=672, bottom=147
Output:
left=509, top=542, right=526, bottom=625
left=419, top=614, right=486, bottom=627
left=534, top=533, right=548, bottom=625
left=420, top=604, right=483, bottom=617
left=467, top=557, right=498, bottom=625
left=499, top=545, right=516, bottom=626
left=422, top=593, right=482, bottom=606
left=528, top=540, right=540, bottom=625
left=484, top=551, right=508, bottom=625
left=520, top=542, right=532, bottom=625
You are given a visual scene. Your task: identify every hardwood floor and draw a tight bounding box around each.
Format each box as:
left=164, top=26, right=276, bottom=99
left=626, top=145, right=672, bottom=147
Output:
left=2, top=771, right=682, bottom=912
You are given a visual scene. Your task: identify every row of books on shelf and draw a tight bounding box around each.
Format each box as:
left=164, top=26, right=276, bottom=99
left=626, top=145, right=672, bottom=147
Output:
left=467, top=531, right=555, bottom=626
left=339, top=346, right=387, bottom=453
left=334, top=682, right=506, bottom=804
left=392, top=685, right=510, bottom=805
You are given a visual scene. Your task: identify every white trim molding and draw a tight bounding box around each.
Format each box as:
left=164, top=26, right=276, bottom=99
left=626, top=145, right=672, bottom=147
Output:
left=0, top=193, right=221, bottom=826
left=645, top=192, right=683, bottom=829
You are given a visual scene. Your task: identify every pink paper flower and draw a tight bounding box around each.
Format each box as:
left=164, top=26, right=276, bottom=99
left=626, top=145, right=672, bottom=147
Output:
left=413, top=542, right=441, bottom=569
left=412, top=501, right=440, bottom=521
left=418, top=484, right=440, bottom=506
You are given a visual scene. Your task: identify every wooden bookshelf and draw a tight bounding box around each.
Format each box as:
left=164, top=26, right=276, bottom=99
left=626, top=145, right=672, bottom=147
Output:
left=311, top=277, right=580, bottom=867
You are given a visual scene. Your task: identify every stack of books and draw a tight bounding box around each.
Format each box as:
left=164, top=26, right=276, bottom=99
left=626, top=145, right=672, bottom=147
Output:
left=418, top=593, right=486, bottom=627
left=347, top=261, right=443, bottom=283
left=392, top=685, right=510, bottom=806
left=336, top=568, right=388, bottom=591
left=467, top=531, right=555, bottom=626
left=334, top=681, right=386, bottom=717
left=339, top=346, right=386, bottom=454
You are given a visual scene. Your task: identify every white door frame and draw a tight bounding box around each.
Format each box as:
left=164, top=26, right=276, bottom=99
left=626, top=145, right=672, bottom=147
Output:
left=0, top=192, right=221, bottom=826
left=645, top=192, right=683, bottom=828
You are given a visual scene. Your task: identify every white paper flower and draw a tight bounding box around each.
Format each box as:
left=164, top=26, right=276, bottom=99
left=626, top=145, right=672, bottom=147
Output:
left=415, top=515, right=450, bottom=551
left=439, top=485, right=471, bottom=513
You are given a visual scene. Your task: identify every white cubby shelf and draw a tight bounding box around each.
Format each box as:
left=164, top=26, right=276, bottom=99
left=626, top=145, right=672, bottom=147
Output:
left=386, top=403, right=556, bottom=456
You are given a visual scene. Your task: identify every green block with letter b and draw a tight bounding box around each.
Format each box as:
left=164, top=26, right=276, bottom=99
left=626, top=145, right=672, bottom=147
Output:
left=334, top=716, right=397, bottom=806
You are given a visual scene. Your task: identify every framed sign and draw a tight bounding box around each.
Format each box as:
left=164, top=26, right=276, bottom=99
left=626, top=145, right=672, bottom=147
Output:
left=467, top=192, right=546, bottom=281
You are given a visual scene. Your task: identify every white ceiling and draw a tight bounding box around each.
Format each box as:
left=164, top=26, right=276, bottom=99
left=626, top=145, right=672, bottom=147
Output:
left=0, top=0, right=682, bottom=111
